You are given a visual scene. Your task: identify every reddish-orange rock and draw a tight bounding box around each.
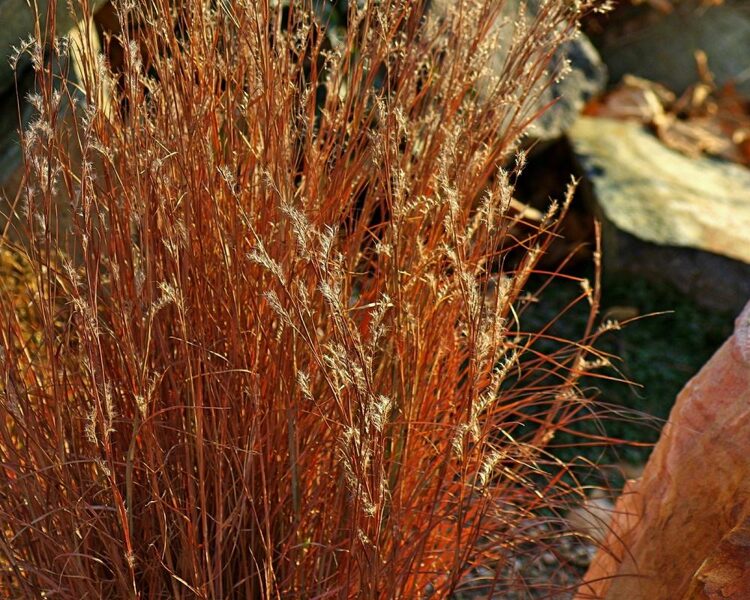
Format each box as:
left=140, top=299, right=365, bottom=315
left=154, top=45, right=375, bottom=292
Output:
left=683, top=514, right=750, bottom=600
left=577, top=300, right=750, bottom=600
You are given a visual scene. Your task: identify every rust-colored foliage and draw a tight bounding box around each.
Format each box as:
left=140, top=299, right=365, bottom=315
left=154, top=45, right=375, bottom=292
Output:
left=0, top=1, right=616, bottom=597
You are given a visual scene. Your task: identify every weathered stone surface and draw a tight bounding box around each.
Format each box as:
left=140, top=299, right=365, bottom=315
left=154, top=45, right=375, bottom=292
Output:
left=594, top=0, right=750, bottom=97
left=1, top=8, right=107, bottom=205
left=0, top=0, right=107, bottom=92
left=430, top=0, right=607, bottom=141
left=0, top=0, right=107, bottom=191
left=565, top=491, right=615, bottom=545
left=576, top=300, right=750, bottom=599
left=683, top=516, right=750, bottom=600
left=0, top=65, right=35, bottom=187
left=569, top=115, right=750, bottom=312
left=527, top=32, right=607, bottom=141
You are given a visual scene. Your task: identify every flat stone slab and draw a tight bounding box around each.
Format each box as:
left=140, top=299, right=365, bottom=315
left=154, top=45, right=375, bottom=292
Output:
left=569, top=115, right=750, bottom=310
left=570, top=116, right=750, bottom=263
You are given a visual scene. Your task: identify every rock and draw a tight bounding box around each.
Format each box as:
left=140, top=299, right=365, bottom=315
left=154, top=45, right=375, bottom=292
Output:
left=0, top=65, right=35, bottom=188
left=0, top=0, right=108, bottom=93
left=430, top=0, right=607, bottom=141
left=0, top=7, right=106, bottom=211
left=569, top=115, right=750, bottom=312
left=576, top=300, right=750, bottom=600
left=593, top=0, right=750, bottom=97
left=529, top=33, right=607, bottom=141
left=0, top=0, right=107, bottom=192
left=565, top=492, right=615, bottom=545
left=683, top=516, right=750, bottom=600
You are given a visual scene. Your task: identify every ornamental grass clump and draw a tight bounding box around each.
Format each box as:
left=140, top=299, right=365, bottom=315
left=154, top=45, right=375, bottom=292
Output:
left=0, top=0, right=617, bottom=597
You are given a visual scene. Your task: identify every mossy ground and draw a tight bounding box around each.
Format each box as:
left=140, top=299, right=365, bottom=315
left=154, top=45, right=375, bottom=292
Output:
left=524, top=267, right=734, bottom=476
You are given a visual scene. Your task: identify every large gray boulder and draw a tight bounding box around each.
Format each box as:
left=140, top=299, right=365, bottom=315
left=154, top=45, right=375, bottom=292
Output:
left=569, top=116, right=750, bottom=312
left=595, top=0, right=750, bottom=96
left=0, top=65, right=35, bottom=189
left=529, top=33, right=607, bottom=141
left=0, top=0, right=105, bottom=92
left=0, top=0, right=106, bottom=190
left=430, top=0, right=607, bottom=141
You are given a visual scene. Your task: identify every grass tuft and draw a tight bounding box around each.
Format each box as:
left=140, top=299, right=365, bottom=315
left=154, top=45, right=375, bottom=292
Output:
left=0, top=1, right=619, bottom=597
